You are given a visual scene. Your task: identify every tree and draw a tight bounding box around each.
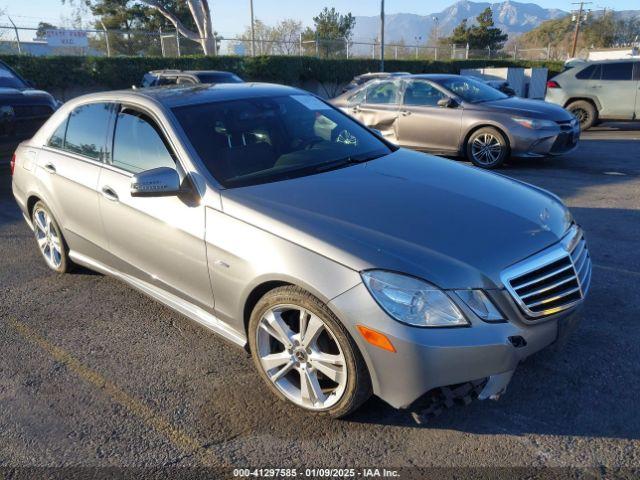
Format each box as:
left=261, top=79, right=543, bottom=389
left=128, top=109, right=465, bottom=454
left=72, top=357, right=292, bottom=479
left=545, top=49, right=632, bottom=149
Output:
left=469, top=7, right=508, bottom=50
left=140, top=0, right=217, bottom=55
left=63, top=0, right=217, bottom=55
left=238, top=19, right=301, bottom=56
left=36, top=22, right=58, bottom=40
left=302, top=7, right=356, bottom=58
left=447, top=8, right=507, bottom=50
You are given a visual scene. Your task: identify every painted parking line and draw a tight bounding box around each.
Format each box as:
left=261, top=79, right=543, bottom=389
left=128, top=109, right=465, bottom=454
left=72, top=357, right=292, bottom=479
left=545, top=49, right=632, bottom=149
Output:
left=7, top=318, right=226, bottom=468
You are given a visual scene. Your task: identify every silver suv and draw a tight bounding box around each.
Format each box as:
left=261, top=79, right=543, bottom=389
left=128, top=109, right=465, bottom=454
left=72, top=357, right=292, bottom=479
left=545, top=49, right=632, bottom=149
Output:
left=12, top=84, right=590, bottom=417
left=545, top=59, right=640, bottom=130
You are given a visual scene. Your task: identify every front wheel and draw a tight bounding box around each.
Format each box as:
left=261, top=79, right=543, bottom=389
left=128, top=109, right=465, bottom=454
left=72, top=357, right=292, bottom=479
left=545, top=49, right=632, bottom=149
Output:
left=466, top=127, right=509, bottom=169
left=248, top=286, right=371, bottom=417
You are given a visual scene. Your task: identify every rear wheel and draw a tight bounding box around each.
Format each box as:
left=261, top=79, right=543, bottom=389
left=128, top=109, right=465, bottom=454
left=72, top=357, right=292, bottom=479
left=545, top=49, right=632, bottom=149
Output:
left=248, top=286, right=371, bottom=417
left=31, top=201, right=71, bottom=273
left=566, top=100, right=597, bottom=130
left=466, top=127, right=509, bottom=169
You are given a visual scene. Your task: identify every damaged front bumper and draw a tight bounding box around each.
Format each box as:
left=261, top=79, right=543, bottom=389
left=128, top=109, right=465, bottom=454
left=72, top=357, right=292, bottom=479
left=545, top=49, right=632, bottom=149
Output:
left=329, top=283, right=584, bottom=409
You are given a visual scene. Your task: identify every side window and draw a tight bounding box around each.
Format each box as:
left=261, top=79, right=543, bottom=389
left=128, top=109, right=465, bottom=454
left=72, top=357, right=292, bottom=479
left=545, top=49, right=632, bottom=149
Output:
left=576, top=64, right=598, bottom=80
left=403, top=80, right=446, bottom=107
left=112, top=110, right=176, bottom=173
left=156, top=76, right=177, bottom=86
left=64, top=103, right=112, bottom=160
left=347, top=87, right=367, bottom=106
left=47, top=117, right=68, bottom=149
left=365, top=81, right=399, bottom=105
left=601, top=62, right=633, bottom=81
left=176, top=76, right=196, bottom=85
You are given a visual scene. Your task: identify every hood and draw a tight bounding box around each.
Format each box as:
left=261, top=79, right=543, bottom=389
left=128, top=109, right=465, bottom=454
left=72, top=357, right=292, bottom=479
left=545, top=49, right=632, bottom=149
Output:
left=0, top=87, right=56, bottom=106
left=473, top=97, right=573, bottom=122
left=220, top=150, right=572, bottom=289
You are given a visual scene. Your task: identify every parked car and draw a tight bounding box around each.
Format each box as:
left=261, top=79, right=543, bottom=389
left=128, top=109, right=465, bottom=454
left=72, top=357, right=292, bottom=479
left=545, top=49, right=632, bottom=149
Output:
left=484, top=79, right=516, bottom=97
left=331, top=74, right=580, bottom=169
left=141, top=69, right=244, bottom=87
left=0, top=60, right=58, bottom=158
left=342, top=71, right=410, bottom=93
left=12, top=83, right=591, bottom=417
left=545, top=59, right=640, bottom=130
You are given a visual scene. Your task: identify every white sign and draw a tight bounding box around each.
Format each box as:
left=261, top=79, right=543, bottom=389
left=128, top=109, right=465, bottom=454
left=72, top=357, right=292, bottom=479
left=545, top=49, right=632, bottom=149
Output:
left=46, top=29, right=89, bottom=48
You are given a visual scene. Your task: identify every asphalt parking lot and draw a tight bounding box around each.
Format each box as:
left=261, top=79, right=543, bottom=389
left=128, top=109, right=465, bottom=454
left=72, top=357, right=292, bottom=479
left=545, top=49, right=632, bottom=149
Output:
left=1, top=124, right=639, bottom=476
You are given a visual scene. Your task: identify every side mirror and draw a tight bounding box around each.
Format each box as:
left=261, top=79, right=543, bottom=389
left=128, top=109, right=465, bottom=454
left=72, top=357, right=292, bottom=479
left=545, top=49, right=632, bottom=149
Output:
left=437, top=97, right=457, bottom=108
left=131, top=167, right=183, bottom=197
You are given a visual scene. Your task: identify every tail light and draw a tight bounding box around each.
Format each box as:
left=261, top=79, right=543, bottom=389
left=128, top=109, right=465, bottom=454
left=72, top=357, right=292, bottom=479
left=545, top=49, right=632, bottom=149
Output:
left=547, top=80, right=561, bottom=89
left=10, top=153, right=16, bottom=176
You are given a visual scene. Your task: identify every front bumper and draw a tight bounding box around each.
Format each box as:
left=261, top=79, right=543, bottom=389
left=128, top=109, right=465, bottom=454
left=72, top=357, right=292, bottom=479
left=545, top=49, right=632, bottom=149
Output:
left=329, top=283, right=583, bottom=409
left=510, top=124, right=580, bottom=158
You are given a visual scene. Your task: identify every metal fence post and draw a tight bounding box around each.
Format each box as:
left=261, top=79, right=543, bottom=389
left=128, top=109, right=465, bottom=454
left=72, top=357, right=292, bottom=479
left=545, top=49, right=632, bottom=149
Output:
left=487, top=46, right=491, bottom=58
left=299, top=33, right=302, bottom=56
left=176, top=30, right=181, bottom=57
left=465, top=43, right=469, bottom=59
left=451, top=44, right=455, bottom=59
left=547, top=43, right=551, bottom=60
left=394, top=45, right=398, bottom=60
left=8, top=17, right=22, bottom=54
left=346, top=38, right=349, bottom=59
left=159, top=28, right=165, bottom=57
left=434, top=46, right=438, bottom=61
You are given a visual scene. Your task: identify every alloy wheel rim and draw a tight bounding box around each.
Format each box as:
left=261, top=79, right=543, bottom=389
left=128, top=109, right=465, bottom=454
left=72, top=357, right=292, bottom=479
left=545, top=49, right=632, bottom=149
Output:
left=572, top=108, right=589, bottom=126
left=256, top=304, right=347, bottom=410
left=34, top=207, right=63, bottom=269
left=471, top=133, right=503, bottom=166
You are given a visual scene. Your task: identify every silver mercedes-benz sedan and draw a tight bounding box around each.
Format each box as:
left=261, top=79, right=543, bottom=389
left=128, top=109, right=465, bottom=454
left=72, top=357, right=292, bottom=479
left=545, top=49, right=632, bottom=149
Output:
left=11, top=83, right=591, bottom=417
left=330, top=74, right=581, bottom=169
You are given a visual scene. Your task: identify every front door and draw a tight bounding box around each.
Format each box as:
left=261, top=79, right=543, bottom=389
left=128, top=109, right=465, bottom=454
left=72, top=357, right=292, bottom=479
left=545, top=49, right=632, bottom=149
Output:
left=351, top=80, right=401, bottom=144
left=396, top=79, right=463, bottom=153
left=97, top=106, right=213, bottom=309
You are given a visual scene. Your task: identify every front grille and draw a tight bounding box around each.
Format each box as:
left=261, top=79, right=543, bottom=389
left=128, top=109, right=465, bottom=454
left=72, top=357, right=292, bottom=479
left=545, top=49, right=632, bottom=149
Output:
left=550, top=131, right=578, bottom=153
left=502, top=226, right=591, bottom=319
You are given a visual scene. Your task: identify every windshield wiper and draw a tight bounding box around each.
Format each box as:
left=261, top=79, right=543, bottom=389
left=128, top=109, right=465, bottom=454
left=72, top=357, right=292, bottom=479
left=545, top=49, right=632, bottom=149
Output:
left=314, top=152, right=387, bottom=173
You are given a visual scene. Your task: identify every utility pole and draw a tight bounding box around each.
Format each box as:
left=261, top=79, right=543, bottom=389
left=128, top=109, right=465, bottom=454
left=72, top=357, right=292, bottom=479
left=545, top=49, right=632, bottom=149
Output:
left=571, top=1, right=592, bottom=58
left=380, top=0, right=385, bottom=72
left=249, top=0, right=256, bottom=57
left=432, top=16, right=439, bottom=60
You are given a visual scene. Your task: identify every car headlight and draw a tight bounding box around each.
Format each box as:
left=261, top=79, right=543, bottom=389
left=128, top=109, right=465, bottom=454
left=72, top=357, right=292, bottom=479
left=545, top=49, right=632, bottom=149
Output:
left=512, top=117, right=557, bottom=130
left=455, top=290, right=504, bottom=322
left=361, top=270, right=468, bottom=327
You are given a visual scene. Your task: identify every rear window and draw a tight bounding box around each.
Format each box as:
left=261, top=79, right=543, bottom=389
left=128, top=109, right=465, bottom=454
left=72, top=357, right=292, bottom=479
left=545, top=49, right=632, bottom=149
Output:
left=195, top=73, right=243, bottom=84
left=601, top=62, right=633, bottom=81
left=0, top=63, right=27, bottom=89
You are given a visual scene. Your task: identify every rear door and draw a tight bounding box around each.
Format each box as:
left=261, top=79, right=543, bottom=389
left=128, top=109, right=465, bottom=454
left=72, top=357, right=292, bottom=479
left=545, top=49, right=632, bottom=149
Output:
left=396, top=79, right=462, bottom=153
left=597, top=62, right=636, bottom=119
left=350, top=80, right=401, bottom=143
left=37, top=102, right=113, bottom=259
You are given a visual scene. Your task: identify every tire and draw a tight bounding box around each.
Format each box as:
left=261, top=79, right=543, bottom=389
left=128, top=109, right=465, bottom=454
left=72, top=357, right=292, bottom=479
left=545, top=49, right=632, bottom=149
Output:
left=31, top=201, right=72, bottom=273
left=566, top=100, right=597, bottom=130
left=248, top=286, right=371, bottom=418
left=466, top=127, right=509, bottom=169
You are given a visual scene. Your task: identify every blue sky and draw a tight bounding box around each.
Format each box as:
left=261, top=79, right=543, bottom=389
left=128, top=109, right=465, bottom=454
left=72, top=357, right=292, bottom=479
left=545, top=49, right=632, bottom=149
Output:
left=2, top=0, right=638, bottom=35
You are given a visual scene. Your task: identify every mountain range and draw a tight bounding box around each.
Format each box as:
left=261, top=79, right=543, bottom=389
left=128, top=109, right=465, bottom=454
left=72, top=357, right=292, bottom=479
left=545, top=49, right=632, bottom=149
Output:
left=352, top=0, right=568, bottom=43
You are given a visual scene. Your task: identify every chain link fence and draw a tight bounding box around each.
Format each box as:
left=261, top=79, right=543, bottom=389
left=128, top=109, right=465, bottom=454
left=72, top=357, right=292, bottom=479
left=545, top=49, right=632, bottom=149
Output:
left=0, top=24, right=560, bottom=61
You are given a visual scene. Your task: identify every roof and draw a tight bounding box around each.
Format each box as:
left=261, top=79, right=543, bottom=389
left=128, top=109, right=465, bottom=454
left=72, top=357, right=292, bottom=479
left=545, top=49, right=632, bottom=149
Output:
left=73, top=83, right=306, bottom=109
left=148, top=69, right=237, bottom=76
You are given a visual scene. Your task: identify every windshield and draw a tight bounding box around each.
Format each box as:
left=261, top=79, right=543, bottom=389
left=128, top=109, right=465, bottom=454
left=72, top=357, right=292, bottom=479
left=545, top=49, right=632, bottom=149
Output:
left=436, top=76, right=508, bottom=103
left=195, top=73, right=244, bottom=84
left=0, top=63, right=28, bottom=89
left=172, top=95, right=392, bottom=188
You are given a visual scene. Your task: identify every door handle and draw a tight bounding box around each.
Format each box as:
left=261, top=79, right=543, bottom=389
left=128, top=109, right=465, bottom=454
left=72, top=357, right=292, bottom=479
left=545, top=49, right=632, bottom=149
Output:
left=43, top=163, right=56, bottom=174
left=401, top=110, right=412, bottom=116
left=101, top=186, right=119, bottom=202
left=351, top=106, right=360, bottom=113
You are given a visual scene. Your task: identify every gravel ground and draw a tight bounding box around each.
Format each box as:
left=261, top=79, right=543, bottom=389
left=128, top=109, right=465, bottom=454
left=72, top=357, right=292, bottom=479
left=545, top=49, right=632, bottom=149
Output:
left=1, top=124, right=639, bottom=478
